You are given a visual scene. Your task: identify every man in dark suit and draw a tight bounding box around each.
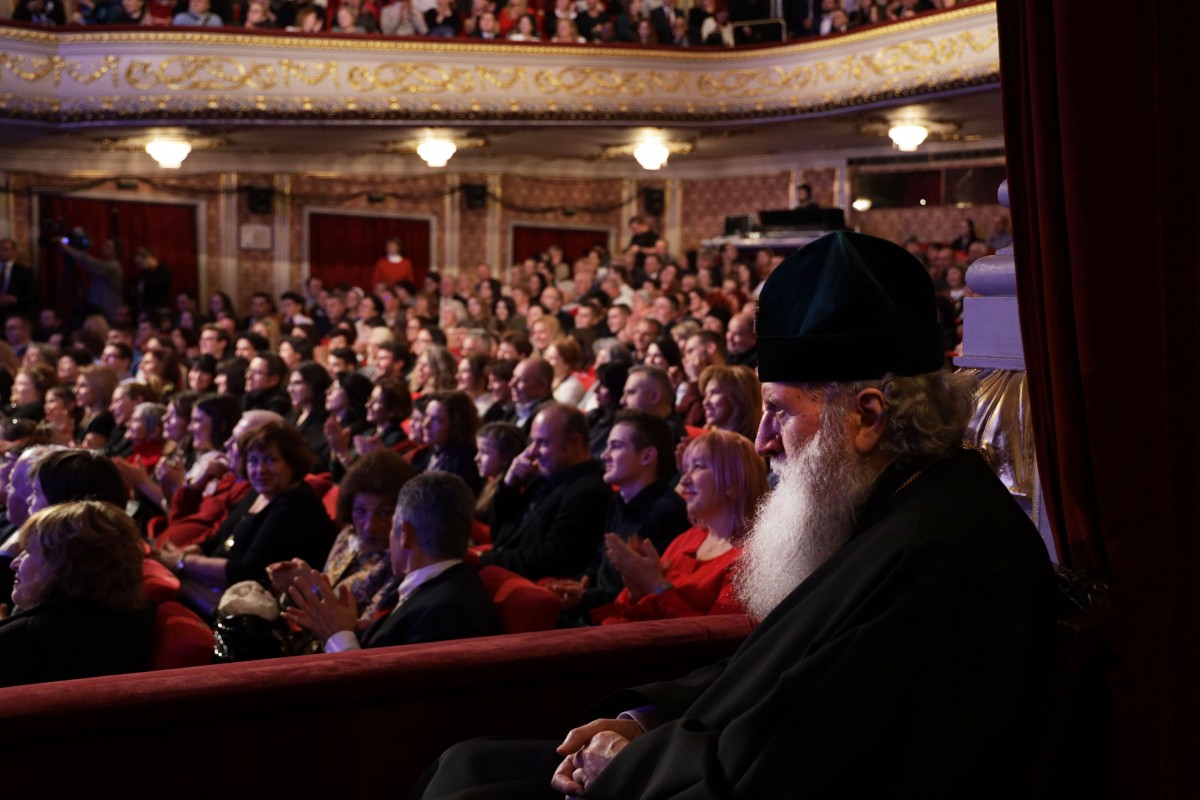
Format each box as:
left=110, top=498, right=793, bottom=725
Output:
left=0, top=238, right=37, bottom=324
left=480, top=403, right=613, bottom=581
left=285, top=471, right=499, bottom=651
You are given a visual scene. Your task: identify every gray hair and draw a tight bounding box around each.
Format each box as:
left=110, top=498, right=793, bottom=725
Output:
left=395, top=471, right=474, bottom=560
left=817, top=370, right=977, bottom=462
left=592, top=337, right=633, bottom=365
left=132, top=402, right=169, bottom=434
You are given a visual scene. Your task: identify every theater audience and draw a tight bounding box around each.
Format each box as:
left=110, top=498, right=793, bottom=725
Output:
left=72, top=365, right=119, bottom=449
left=698, top=363, right=763, bottom=441
left=547, top=409, right=690, bottom=624
left=420, top=391, right=483, bottom=495
left=585, top=360, right=630, bottom=458
left=545, top=336, right=586, bottom=406
left=154, top=421, right=335, bottom=616
left=0, top=501, right=153, bottom=688
left=480, top=403, right=611, bottom=580
left=473, top=421, right=525, bottom=523
left=266, top=449, right=415, bottom=641
left=284, top=361, right=332, bottom=471
left=284, top=471, right=500, bottom=650
left=592, top=429, right=766, bottom=623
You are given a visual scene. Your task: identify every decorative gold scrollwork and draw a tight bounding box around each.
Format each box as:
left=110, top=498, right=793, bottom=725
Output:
left=347, top=63, right=475, bottom=93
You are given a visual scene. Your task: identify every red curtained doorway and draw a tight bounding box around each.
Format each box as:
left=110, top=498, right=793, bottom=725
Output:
left=37, top=195, right=200, bottom=325
left=308, top=212, right=432, bottom=293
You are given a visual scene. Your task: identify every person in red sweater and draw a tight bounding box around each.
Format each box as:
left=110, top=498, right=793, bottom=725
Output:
left=370, top=238, right=413, bottom=293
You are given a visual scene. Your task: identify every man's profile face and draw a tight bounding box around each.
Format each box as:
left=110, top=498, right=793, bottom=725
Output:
left=510, top=361, right=545, bottom=405
left=246, top=357, right=278, bottom=394
left=634, top=321, right=657, bottom=354
left=727, top=317, right=755, bottom=355
left=0, top=240, right=14, bottom=261
left=528, top=412, right=568, bottom=477
left=601, top=422, right=647, bottom=487
left=620, top=373, right=656, bottom=413
left=755, top=382, right=827, bottom=469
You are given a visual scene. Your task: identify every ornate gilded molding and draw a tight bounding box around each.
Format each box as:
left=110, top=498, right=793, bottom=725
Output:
left=0, top=2, right=997, bottom=123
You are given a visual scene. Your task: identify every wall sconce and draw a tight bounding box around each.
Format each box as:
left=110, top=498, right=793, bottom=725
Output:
left=144, top=137, right=192, bottom=169
left=852, top=198, right=873, bottom=212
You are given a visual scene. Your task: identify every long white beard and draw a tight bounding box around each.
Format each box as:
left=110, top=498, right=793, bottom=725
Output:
left=735, top=416, right=879, bottom=620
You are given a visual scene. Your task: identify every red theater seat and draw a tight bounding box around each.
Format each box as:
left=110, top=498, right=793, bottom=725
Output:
left=479, top=565, right=561, bottom=633
left=141, top=558, right=180, bottom=604
left=150, top=601, right=215, bottom=671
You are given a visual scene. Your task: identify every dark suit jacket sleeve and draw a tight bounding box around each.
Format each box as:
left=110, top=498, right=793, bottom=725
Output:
left=369, top=565, right=499, bottom=648
left=479, top=475, right=613, bottom=579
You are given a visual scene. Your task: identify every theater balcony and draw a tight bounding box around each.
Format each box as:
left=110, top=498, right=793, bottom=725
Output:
left=0, top=2, right=1001, bottom=174
left=0, top=2, right=1005, bottom=302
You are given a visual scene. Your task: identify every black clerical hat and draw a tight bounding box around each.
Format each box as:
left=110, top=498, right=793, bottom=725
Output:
left=755, top=231, right=945, bottom=382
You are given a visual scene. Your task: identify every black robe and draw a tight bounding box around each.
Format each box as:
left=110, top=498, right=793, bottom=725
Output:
left=584, top=449, right=1059, bottom=798
left=420, top=449, right=1060, bottom=798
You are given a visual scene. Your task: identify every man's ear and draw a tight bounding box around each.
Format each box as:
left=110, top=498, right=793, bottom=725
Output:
left=397, top=520, right=417, bottom=551
left=638, top=445, right=657, bottom=469
left=851, top=388, right=887, bottom=455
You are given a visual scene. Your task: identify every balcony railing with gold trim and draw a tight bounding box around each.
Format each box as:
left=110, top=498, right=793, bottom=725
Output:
left=0, top=2, right=996, bottom=125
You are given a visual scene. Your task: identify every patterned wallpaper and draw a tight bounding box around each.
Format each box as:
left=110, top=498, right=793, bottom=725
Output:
left=678, top=172, right=793, bottom=253
left=3, top=170, right=1011, bottom=309
left=501, top=174, right=627, bottom=266
left=457, top=172, right=490, bottom=273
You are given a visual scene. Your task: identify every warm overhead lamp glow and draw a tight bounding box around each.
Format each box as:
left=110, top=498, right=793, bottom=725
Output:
left=852, top=198, right=873, bottom=212
left=633, top=141, right=670, bottom=171
left=417, top=138, right=457, bottom=168
left=144, top=137, right=192, bottom=169
left=887, top=124, right=929, bottom=152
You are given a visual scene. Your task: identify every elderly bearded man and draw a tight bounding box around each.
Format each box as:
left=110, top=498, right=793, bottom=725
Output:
left=416, top=231, right=1059, bottom=799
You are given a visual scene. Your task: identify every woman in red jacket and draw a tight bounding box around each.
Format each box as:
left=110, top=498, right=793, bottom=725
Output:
left=592, top=429, right=767, bottom=624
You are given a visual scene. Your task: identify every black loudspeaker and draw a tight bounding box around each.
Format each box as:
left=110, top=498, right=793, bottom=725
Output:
left=643, top=187, right=665, bottom=216
left=463, top=184, right=488, bottom=210
left=247, top=187, right=274, bottom=215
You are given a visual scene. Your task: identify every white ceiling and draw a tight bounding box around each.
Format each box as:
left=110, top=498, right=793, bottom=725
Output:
left=0, top=85, right=1004, bottom=176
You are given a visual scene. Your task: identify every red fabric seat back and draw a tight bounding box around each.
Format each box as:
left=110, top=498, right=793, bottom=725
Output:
left=150, top=601, right=215, bottom=670
left=141, top=557, right=180, bottom=604
left=478, top=565, right=561, bottom=634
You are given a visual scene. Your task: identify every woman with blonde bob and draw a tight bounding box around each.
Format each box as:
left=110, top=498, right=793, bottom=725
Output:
left=592, top=429, right=768, bottom=624
left=698, top=364, right=763, bottom=443
left=0, top=501, right=153, bottom=687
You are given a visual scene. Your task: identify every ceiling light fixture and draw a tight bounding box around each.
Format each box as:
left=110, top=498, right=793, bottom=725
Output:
left=416, top=138, right=457, bottom=168
left=600, top=137, right=694, bottom=170
left=851, top=198, right=873, bottom=212
left=887, top=124, right=929, bottom=152
left=633, top=140, right=671, bottom=171
left=859, top=117, right=960, bottom=152
left=144, top=137, right=192, bottom=169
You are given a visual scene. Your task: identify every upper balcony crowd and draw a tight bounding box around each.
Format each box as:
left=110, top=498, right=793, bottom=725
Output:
left=8, top=0, right=973, bottom=47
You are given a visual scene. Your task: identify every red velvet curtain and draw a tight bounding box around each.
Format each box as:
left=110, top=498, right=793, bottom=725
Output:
left=308, top=213, right=431, bottom=292
left=998, top=1, right=1200, bottom=794
left=512, top=225, right=610, bottom=266
left=37, top=196, right=199, bottom=323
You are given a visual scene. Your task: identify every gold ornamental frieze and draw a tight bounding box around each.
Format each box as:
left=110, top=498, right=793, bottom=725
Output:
left=0, top=2, right=997, bottom=122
